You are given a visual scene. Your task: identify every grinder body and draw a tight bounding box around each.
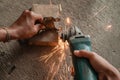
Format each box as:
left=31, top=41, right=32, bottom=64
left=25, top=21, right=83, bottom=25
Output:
left=61, top=26, right=98, bottom=80
left=68, top=35, right=98, bottom=80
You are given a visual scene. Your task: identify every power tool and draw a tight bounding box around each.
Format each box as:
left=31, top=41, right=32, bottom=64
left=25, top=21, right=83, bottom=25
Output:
left=21, top=16, right=98, bottom=79
left=61, top=26, right=98, bottom=80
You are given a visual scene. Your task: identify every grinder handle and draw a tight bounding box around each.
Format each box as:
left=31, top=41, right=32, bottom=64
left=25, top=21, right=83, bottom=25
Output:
left=69, top=36, right=98, bottom=80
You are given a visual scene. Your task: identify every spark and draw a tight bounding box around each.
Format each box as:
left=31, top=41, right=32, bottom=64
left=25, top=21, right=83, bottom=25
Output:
left=66, top=41, right=69, bottom=46
left=70, top=66, right=75, bottom=76
left=59, top=4, right=62, bottom=12
left=39, top=38, right=66, bottom=63
left=38, top=38, right=68, bottom=80
left=66, top=17, right=71, bottom=25
left=50, top=0, right=52, bottom=6
left=59, top=75, right=63, bottom=80
left=50, top=62, right=55, bottom=73
left=106, top=25, right=112, bottom=29
left=59, top=38, right=65, bottom=50
left=105, top=24, right=112, bottom=31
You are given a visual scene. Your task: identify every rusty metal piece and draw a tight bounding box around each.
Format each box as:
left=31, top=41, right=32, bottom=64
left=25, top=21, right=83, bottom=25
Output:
left=28, top=17, right=60, bottom=46
left=42, top=17, right=60, bottom=28
left=38, top=17, right=60, bottom=29
left=29, top=29, right=58, bottom=46
left=28, top=4, right=61, bottom=46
